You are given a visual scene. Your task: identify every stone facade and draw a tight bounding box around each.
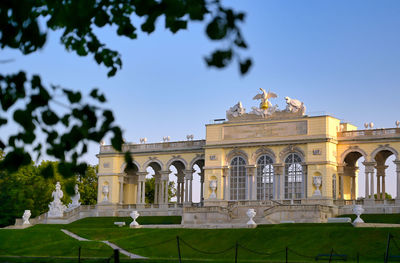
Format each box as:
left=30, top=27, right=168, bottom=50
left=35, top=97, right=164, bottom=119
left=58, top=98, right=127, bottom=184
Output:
left=96, top=92, right=400, bottom=224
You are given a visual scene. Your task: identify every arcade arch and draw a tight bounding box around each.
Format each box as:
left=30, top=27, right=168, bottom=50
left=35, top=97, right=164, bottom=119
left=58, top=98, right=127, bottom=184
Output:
left=341, top=146, right=400, bottom=201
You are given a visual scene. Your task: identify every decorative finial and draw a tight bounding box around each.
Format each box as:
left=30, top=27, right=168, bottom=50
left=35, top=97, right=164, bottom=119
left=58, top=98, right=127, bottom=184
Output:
left=186, top=134, right=194, bottom=141
left=140, top=138, right=147, bottom=144
left=396, top=120, right=400, bottom=128
left=364, top=123, right=368, bottom=129
left=369, top=122, right=374, bottom=129
left=163, top=136, right=170, bottom=142
left=100, top=140, right=105, bottom=145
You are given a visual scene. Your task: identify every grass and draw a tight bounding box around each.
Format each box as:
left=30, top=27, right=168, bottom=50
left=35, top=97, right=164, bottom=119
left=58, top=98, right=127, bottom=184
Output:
left=67, top=216, right=182, bottom=228
left=2, top=215, right=400, bottom=262
left=0, top=224, right=113, bottom=258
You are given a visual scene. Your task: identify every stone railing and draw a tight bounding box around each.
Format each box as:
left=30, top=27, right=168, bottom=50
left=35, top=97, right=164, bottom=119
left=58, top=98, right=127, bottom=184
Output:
left=119, top=203, right=183, bottom=209
left=333, top=199, right=396, bottom=206
left=337, top=128, right=400, bottom=138
left=100, top=140, right=206, bottom=154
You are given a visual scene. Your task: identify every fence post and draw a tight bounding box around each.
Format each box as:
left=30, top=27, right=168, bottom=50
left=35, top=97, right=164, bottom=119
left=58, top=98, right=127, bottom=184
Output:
left=78, top=246, right=81, bottom=263
left=285, top=246, right=288, bottom=263
left=113, top=249, right=120, bottom=263
left=357, top=252, right=359, bottom=263
left=385, top=233, right=392, bottom=263
left=328, top=248, right=333, bottom=263
left=176, top=236, right=182, bottom=263
left=235, top=241, right=238, bottom=263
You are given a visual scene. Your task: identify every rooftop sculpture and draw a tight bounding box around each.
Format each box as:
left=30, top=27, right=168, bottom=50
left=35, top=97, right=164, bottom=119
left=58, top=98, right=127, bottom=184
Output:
left=226, top=89, right=306, bottom=121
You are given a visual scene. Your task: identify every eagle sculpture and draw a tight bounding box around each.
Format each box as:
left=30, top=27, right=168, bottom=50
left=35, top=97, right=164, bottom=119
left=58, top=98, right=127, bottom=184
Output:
left=252, top=88, right=277, bottom=110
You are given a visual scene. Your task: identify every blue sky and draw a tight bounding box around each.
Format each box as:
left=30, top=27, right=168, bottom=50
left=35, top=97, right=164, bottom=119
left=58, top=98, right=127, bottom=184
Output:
left=1, top=1, right=400, bottom=198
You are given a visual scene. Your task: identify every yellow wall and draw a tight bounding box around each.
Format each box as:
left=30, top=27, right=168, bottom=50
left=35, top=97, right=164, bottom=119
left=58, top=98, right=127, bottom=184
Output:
left=97, top=114, right=400, bottom=203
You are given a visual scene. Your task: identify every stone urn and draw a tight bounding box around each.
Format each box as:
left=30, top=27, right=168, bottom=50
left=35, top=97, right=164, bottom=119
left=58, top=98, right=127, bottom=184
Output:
left=102, top=185, right=109, bottom=202
left=22, top=210, right=31, bottom=225
left=312, top=176, right=322, bottom=196
left=246, top=208, right=257, bottom=226
left=352, top=205, right=364, bottom=224
left=130, top=210, right=140, bottom=228
left=209, top=180, right=217, bottom=199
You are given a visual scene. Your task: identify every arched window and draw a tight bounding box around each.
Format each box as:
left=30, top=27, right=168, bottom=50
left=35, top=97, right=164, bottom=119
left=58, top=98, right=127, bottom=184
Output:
left=230, top=156, right=247, bottom=200
left=256, top=155, right=274, bottom=200
left=332, top=174, right=337, bottom=199
left=284, top=153, right=303, bottom=199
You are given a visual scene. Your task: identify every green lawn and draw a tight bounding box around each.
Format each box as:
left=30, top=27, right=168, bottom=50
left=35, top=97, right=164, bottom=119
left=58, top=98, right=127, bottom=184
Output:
left=0, top=224, right=113, bottom=258
left=63, top=218, right=400, bottom=263
left=2, top=215, right=400, bottom=262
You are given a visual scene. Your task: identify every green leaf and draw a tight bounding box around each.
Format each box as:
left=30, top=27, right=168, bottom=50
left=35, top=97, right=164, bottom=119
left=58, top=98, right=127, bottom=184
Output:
left=63, top=89, right=82, bottom=103
left=40, top=163, right=54, bottom=179
left=206, top=17, right=228, bottom=40
left=42, top=110, right=59, bottom=125
left=239, top=58, right=252, bottom=75
left=205, top=49, right=232, bottom=68
left=0, top=148, right=31, bottom=173
left=124, top=151, right=134, bottom=170
left=111, top=127, right=123, bottom=151
left=13, top=109, right=34, bottom=129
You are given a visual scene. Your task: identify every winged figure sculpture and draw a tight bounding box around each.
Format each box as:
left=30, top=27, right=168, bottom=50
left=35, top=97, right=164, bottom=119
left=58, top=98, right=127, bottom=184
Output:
left=252, top=88, right=277, bottom=110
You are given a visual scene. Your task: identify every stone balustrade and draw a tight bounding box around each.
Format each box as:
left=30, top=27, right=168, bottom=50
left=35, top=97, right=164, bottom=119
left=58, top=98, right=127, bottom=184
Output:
left=100, top=140, right=206, bottom=154
left=338, top=128, right=400, bottom=138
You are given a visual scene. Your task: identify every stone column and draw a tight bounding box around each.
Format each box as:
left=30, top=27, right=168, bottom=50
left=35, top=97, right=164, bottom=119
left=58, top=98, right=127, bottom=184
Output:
left=376, top=174, right=381, bottom=200
left=376, top=165, right=388, bottom=200
left=176, top=172, right=183, bottom=204
left=363, top=162, right=375, bottom=199
left=136, top=181, right=141, bottom=204
left=137, top=172, right=147, bottom=205
left=273, top=164, right=283, bottom=200
left=200, top=171, right=204, bottom=205
left=184, top=170, right=193, bottom=204
left=159, top=171, right=170, bottom=205
left=118, top=176, right=124, bottom=205
left=176, top=181, right=180, bottom=203
left=394, top=160, right=400, bottom=200
left=351, top=176, right=356, bottom=200
left=165, top=180, right=168, bottom=203
left=154, top=180, right=159, bottom=204
left=189, top=179, right=193, bottom=203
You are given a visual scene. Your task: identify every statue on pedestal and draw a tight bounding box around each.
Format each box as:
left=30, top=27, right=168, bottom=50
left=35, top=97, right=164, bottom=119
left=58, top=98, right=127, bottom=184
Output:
left=22, top=210, right=31, bottom=225
left=67, top=184, right=81, bottom=211
left=48, top=182, right=67, bottom=218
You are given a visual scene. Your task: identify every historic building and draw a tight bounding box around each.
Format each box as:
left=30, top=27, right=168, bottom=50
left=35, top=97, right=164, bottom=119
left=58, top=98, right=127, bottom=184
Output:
left=96, top=89, right=400, bottom=224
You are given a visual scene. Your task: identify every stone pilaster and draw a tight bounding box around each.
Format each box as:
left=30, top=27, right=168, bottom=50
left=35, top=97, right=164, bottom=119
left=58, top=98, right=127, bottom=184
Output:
left=118, top=176, right=124, bottom=205
left=302, top=163, right=308, bottom=199
left=273, top=164, right=283, bottom=200
left=337, top=165, right=344, bottom=200
left=246, top=165, right=256, bottom=200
